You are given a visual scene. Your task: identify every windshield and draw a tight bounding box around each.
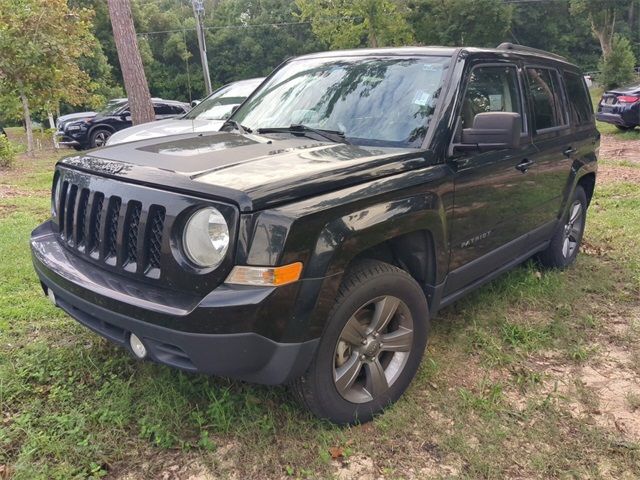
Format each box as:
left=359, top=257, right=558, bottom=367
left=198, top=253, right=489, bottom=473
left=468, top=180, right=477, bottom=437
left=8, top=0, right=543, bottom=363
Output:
left=232, top=56, right=450, bottom=148
left=100, top=100, right=127, bottom=116
left=185, top=80, right=261, bottom=121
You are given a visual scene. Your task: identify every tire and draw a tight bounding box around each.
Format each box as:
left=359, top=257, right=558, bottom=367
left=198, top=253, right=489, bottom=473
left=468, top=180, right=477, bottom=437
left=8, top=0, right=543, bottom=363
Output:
left=537, top=185, right=587, bottom=269
left=89, top=128, right=112, bottom=148
left=615, top=125, right=636, bottom=131
left=292, top=260, right=430, bottom=424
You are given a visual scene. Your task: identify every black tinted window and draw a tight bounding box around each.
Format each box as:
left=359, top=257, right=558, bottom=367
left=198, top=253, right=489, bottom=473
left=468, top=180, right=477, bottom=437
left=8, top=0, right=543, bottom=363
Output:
left=154, top=104, right=174, bottom=115
left=564, top=72, right=593, bottom=125
left=462, top=66, right=524, bottom=132
left=526, top=68, right=567, bottom=131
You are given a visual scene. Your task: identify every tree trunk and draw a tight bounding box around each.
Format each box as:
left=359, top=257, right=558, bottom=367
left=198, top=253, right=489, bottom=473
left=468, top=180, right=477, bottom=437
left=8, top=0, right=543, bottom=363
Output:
left=17, top=80, right=34, bottom=157
left=107, top=0, right=154, bottom=125
left=48, top=111, right=59, bottom=149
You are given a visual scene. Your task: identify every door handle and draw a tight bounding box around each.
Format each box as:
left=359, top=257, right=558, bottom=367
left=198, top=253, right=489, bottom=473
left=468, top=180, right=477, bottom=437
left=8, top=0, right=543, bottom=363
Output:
left=563, top=147, right=577, bottom=157
left=515, top=158, right=534, bottom=173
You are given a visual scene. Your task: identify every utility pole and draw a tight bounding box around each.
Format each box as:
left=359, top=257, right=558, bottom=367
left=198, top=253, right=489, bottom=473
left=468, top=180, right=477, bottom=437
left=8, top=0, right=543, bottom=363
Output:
left=192, top=0, right=213, bottom=96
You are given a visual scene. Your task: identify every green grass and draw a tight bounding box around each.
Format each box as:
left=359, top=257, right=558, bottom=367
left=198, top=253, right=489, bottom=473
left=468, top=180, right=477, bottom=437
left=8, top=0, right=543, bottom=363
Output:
left=1, top=149, right=640, bottom=478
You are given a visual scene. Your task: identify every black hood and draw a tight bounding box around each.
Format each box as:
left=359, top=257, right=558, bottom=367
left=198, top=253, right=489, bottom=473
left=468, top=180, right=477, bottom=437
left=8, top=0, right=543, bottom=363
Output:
left=60, top=131, right=431, bottom=212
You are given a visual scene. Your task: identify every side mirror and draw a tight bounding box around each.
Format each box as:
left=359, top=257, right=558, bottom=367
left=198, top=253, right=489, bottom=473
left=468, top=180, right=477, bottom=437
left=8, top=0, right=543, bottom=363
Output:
left=190, top=100, right=200, bottom=108
left=456, top=112, right=521, bottom=151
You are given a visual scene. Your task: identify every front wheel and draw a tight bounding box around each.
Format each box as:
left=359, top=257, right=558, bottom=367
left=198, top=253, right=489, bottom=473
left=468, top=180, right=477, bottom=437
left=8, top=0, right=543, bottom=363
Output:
left=90, top=128, right=112, bottom=148
left=293, top=260, right=429, bottom=424
left=537, top=185, right=587, bottom=269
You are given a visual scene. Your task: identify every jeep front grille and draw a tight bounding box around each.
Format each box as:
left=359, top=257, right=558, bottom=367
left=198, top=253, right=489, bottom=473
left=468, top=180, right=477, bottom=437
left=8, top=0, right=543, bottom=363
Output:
left=57, top=180, right=166, bottom=278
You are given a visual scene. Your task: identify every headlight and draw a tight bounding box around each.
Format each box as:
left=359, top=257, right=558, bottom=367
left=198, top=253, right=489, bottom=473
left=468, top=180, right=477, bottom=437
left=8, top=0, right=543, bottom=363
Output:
left=182, top=207, right=229, bottom=268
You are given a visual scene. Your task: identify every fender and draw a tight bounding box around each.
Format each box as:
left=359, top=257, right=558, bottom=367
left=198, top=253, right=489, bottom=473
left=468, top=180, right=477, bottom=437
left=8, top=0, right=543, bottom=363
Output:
left=557, top=129, right=599, bottom=221
left=245, top=163, right=454, bottom=342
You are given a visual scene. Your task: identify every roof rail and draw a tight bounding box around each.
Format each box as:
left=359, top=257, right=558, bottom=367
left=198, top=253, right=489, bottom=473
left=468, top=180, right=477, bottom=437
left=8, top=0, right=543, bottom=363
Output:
left=496, top=42, right=568, bottom=62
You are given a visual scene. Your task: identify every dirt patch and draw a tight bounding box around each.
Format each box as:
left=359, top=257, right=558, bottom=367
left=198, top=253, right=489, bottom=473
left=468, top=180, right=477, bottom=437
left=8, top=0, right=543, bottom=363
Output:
left=521, top=308, right=640, bottom=442
left=597, top=164, right=640, bottom=184
left=600, top=134, right=640, bottom=164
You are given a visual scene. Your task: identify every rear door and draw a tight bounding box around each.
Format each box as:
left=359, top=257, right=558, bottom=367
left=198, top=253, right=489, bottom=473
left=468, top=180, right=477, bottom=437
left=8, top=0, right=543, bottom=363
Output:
left=445, top=62, right=538, bottom=294
left=522, top=66, right=577, bottom=241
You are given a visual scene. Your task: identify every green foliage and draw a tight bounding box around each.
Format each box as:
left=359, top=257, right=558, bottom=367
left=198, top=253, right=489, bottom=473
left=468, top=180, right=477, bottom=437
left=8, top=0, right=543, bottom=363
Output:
left=408, top=0, right=513, bottom=47
left=0, top=134, right=18, bottom=168
left=511, top=0, right=601, bottom=69
left=296, top=0, right=413, bottom=49
left=0, top=0, right=97, bottom=110
left=598, top=34, right=637, bottom=89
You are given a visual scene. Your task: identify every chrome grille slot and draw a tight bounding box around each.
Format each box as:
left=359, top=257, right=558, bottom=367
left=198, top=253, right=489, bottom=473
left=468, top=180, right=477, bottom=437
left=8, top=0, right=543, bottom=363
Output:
left=64, top=184, right=78, bottom=244
left=145, top=206, right=165, bottom=277
left=123, top=201, right=142, bottom=269
left=88, top=193, right=104, bottom=256
left=104, top=197, right=121, bottom=262
left=76, top=188, right=90, bottom=249
left=58, top=180, right=69, bottom=235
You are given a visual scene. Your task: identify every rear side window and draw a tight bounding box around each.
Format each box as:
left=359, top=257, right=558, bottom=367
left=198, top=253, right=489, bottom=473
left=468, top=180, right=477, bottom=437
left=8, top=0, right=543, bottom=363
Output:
left=461, top=65, right=524, bottom=132
left=526, top=67, right=567, bottom=131
left=563, top=71, right=593, bottom=125
left=154, top=104, right=175, bottom=115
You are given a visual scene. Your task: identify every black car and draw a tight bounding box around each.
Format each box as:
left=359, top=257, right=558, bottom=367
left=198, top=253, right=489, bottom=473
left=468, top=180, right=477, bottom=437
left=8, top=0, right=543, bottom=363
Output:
left=57, top=99, right=190, bottom=150
left=596, top=82, right=640, bottom=130
left=31, top=44, right=598, bottom=424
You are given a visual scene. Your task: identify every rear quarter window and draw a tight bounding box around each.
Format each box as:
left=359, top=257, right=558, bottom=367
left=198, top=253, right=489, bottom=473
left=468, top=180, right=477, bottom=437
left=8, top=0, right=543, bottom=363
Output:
left=563, top=71, right=594, bottom=125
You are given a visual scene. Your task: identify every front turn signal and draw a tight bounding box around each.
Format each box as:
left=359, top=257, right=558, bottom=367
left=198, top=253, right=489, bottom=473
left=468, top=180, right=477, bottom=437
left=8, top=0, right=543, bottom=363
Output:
left=225, top=262, right=303, bottom=286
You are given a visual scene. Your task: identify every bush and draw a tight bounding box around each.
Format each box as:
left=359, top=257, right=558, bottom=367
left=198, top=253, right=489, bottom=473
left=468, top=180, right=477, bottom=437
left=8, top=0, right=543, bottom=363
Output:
left=598, top=35, right=637, bottom=90
left=0, top=134, right=18, bottom=168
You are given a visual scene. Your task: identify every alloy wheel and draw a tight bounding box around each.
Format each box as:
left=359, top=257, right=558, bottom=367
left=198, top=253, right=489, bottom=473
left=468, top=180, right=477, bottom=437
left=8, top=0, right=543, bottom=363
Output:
left=333, top=295, right=413, bottom=404
left=94, top=131, right=110, bottom=147
left=562, top=201, right=583, bottom=258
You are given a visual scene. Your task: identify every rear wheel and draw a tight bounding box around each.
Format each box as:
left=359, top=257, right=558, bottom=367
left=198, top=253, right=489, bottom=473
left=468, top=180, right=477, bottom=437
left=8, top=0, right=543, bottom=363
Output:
left=537, top=186, right=587, bottom=269
left=293, top=260, right=429, bottom=424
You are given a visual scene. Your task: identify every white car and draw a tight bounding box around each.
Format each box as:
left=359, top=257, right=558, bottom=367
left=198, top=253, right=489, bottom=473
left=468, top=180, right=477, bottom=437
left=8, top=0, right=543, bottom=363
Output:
left=106, top=78, right=264, bottom=146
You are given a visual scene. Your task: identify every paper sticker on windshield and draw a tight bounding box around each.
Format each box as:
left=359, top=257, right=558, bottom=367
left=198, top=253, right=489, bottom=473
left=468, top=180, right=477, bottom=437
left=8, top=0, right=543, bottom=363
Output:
left=413, top=90, right=431, bottom=106
left=489, top=94, right=504, bottom=111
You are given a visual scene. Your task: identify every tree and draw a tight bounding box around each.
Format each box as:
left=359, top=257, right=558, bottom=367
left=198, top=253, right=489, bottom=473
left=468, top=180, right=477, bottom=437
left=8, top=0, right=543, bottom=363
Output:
left=511, top=0, right=600, bottom=70
left=598, top=34, right=636, bottom=88
left=408, top=0, right=513, bottom=47
left=296, top=0, right=413, bottom=49
left=570, top=0, right=632, bottom=58
left=107, top=0, right=154, bottom=124
left=0, top=0, right=95, bottom=155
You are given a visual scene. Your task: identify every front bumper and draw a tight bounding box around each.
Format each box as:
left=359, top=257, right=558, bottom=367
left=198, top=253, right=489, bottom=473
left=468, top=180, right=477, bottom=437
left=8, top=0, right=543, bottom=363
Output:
left=31, top=221, right=319, bottom=384
left=55, top=131, right=82, bottom=147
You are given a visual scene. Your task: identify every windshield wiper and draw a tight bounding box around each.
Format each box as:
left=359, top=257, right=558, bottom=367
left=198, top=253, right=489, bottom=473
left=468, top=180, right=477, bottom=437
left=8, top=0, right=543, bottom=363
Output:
left=257, top=124, right=350, bottom=144
left=221, top=119, right=252, bottom=134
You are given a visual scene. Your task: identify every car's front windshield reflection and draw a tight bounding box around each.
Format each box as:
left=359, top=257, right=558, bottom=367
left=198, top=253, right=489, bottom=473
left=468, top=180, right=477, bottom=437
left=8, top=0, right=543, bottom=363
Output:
left=232, top=56, right=450, bottom=148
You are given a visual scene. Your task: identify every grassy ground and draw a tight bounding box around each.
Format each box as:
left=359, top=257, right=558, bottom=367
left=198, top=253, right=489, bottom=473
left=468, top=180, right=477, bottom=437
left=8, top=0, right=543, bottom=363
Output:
left=1, top=127, right=639, bottom=479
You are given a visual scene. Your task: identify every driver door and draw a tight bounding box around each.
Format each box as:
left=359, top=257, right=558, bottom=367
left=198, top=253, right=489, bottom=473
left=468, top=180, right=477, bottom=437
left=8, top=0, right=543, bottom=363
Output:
left=445, top=63, right=538, bottom=295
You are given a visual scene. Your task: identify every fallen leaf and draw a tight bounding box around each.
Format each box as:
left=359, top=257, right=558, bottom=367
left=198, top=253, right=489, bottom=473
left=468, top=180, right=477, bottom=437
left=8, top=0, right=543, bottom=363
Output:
left=328, top=446, right=344, bottom=459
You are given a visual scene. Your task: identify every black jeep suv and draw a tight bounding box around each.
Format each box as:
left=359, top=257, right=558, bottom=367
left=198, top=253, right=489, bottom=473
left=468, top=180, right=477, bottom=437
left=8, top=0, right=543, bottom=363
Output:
left=31, top=44, right=598, bottom=424
left=57, top=98, right=190, bottom=150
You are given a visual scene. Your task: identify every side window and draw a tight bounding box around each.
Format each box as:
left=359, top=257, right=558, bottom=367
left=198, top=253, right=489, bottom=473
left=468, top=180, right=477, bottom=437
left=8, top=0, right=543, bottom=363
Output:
left=526, top=67, right=567, bottom=131
left=563, top=71, right=594, bottom=125
left=462, top=65, right=524, bottom=132
left=153, top=104, right=173, bottom=115
left=171, top=105, right=186, bottom=115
